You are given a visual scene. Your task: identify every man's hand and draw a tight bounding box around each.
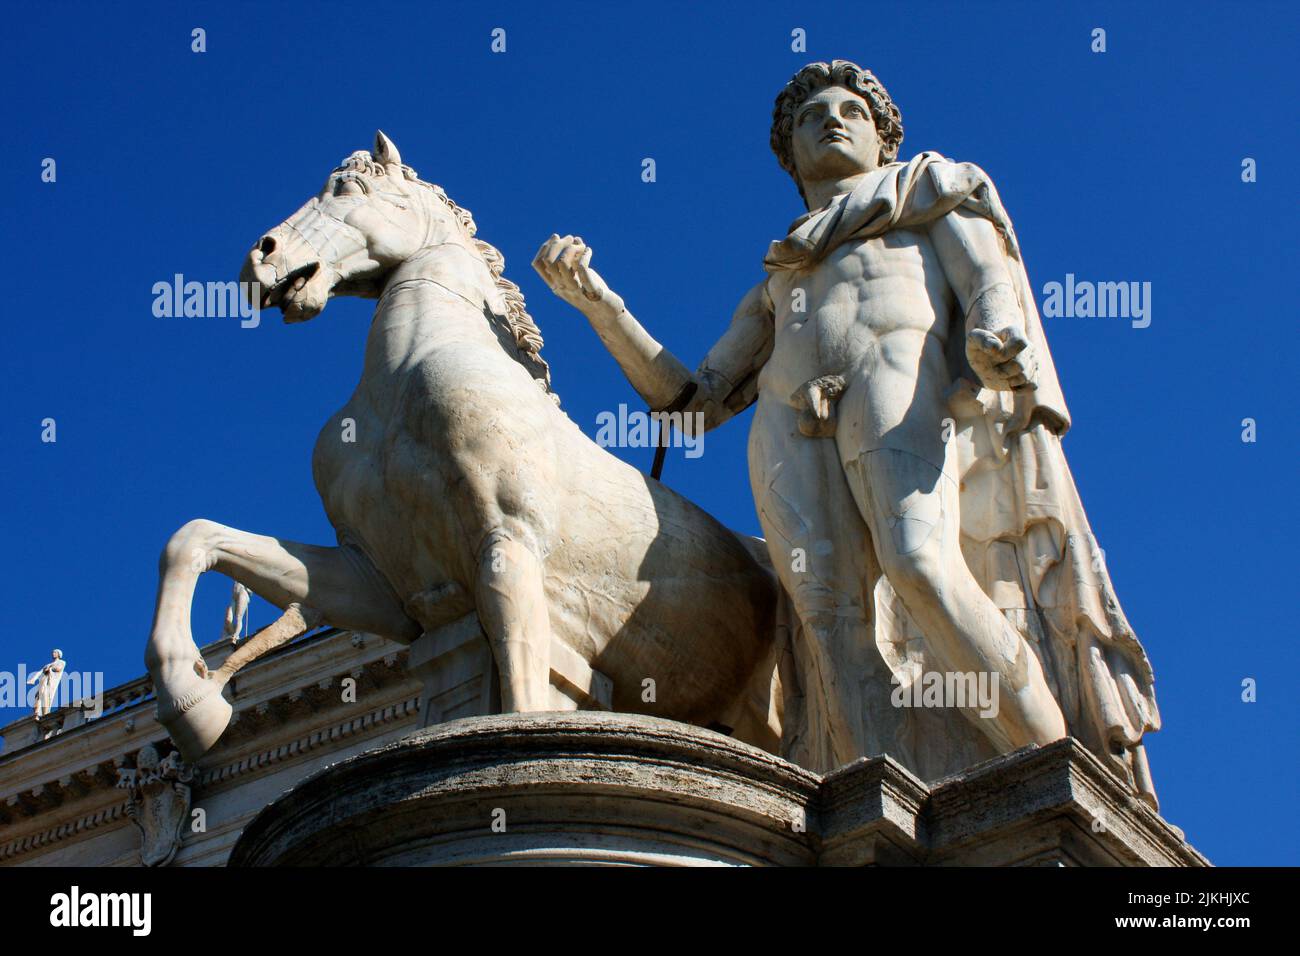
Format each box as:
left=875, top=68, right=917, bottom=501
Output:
left=967, top=325, right=1038, bottom=392
left=532, top=234, right=624, bottom=324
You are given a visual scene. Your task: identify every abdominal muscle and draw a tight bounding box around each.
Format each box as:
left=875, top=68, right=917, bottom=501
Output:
left=758, top=230, right=959, bottom=472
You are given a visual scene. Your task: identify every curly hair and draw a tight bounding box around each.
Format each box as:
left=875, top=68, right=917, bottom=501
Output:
left=771, top=61, right=904, bottom=203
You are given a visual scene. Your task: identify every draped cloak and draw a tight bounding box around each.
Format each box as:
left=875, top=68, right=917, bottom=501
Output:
left=761, top=152, right=1160, bottom=807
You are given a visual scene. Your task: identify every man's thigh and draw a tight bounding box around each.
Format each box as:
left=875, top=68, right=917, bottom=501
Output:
left=834, top=340, right=957, bottom=484
left=749, top=397, right=873, bottom=601
left=840, top=442, right=962, bottom=571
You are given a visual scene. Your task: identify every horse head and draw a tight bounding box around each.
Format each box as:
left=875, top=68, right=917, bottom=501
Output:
left=240, top=131, right=471, bottom=323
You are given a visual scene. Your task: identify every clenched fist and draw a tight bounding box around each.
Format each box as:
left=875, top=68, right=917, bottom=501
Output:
left=967, top=325, right=1038, bottom=392
left=532, top=234, right=624, bottom=323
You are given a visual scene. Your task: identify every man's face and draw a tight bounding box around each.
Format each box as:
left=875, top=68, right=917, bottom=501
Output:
left=790, top=85, right=881, bottom=189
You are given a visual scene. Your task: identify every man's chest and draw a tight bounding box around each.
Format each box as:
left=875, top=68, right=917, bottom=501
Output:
left=767, top=228, right=954, bottom=325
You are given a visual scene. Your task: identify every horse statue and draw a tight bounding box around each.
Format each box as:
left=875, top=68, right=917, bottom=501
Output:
left=146, top=132, right=782, bottom=762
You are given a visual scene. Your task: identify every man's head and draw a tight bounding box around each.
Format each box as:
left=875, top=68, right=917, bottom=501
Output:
left=771, top=61, right=903, bottom=206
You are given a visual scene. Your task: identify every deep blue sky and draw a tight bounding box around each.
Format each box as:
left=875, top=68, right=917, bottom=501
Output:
left=2, top=1, right=1296, bottom=865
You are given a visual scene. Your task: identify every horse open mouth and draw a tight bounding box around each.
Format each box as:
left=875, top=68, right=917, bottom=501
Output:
left=260, top=261, right=322, bottom=312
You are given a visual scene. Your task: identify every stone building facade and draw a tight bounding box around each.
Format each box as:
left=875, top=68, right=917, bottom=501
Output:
left=1, top=626, right=1206, bottom=867
left=1, top=628, right=418, bottom=866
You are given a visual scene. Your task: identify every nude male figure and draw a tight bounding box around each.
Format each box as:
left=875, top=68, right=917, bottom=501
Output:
left=534, top=60, right=1067, bottom=768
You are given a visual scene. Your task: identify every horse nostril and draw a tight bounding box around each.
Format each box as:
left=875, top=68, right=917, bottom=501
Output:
left=259, top=236, right=277, bottom=257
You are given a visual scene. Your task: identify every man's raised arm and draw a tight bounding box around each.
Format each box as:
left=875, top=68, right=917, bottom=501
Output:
left=533, top=235, right=772, bottom=430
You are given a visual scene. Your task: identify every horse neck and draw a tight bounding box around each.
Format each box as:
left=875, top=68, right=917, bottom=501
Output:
left=371, top=239, right=507, bottom=354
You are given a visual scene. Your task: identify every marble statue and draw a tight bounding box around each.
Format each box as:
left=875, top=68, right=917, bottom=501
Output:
left=27, top=649, right=65, bottom=718
left=146, top=133, right=782, bottom=763
left=534, top=60, right=1160, bottom=807
left=221, top=582, right=249, bottom=643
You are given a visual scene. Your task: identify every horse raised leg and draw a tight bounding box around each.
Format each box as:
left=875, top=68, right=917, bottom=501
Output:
left=147, top=518, right=420, bottom=760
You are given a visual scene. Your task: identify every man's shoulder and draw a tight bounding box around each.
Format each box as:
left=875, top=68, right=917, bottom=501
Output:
left=912, top=152, right=1003, bottom=200
left=900, top=151, right=1001, bottom=196
left=902, top=149, right=984, bottom=172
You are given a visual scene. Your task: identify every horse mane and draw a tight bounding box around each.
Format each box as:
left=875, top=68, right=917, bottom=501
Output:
left=337, top=151, right=556, bottom=401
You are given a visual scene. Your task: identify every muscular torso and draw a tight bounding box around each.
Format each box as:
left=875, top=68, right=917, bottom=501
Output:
left=759, top=227, right=958, bottom=465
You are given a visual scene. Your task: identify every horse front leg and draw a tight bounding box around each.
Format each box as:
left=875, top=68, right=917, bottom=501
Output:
left=474, top=530, right=552, bottom=712
left=147, top=518, right=420, bottom=760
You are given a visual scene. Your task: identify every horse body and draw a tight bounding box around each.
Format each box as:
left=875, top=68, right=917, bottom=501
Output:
left=316, top=269, right=776, bottom=722
left=146, top=133, right=779, bottom=761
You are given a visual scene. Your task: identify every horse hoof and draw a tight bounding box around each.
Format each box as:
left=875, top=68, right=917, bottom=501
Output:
left=159, top=688, right=233, bottom=762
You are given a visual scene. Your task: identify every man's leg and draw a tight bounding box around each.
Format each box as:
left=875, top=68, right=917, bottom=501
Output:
left=839, top=445, right=1066, bottom=751
left=749, top=398, right=897, bottom=771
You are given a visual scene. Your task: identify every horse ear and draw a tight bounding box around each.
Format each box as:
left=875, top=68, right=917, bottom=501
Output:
left=373, top=130, right=402, bottom=168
